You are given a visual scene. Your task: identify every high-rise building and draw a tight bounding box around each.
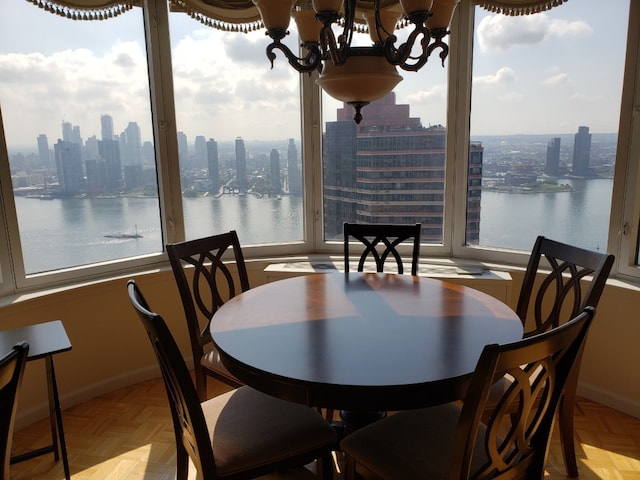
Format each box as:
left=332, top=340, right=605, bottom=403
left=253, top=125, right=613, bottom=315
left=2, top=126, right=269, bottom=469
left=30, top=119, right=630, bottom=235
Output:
left=270, top=148, right=281, bottom=194
left=572, top=126, right=592, bottom=176
left=207, top=138, right=220, bottom=193
left=546, top=137, right=561, bottom=177
left=84, top=135, right=99, bottom=161
left=101, top=114, right=114, bottom=140
left=61, top=121, right=73, bottom=142
left=98, top=138, right=123, bottom=190
left=177, top=131, right=188, bottom=165
left=466, top=142, right=484, bottom=244
left=54, top=139, right=83, bottom=195
left=287, top=138, right=302, bottom=195
left=37, top=134, right=50, bottom=166
left=323, top=93, right=483, bottom=244
left=85, top=158, right=106, bottom=195
left=123, top=121, right=142, bottom=167
left=235, top=137, right=248, bottom=192
left=141, top=141, right=154, bottom=165
left=194, top=135, right=207, bottom=169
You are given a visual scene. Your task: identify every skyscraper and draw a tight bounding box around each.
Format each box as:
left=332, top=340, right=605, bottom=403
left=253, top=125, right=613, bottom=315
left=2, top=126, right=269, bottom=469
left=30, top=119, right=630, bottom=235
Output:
left=101, top=114, right=114, bottom=140
left=546, top=137, right=561, bottom=177
left=207, top=138, right=220, bottom=193
left=37, top=134, right=50, bottom=166
left=572, top=126, right=592, bottom=176
left=98, top=138, right=123, bottom=190
left=61, top=121, right=73, bottom=142
left=194, top=135, right=207, bottom=169
left=54, top=139, right=83, bottom=195
left=235, top=137, right=248, bottom=192
left=323, top=93, right=483, bottom=244
left=287, top=138, right=302, bottom=195
left=177, top=131, right=189, bottom=165
left=124, top=121, right=142, bottom=166
left=270, top=148, right=281, bottom=194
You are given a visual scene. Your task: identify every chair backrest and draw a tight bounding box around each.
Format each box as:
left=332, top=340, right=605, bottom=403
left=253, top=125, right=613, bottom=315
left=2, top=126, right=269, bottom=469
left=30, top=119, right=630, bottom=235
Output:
left=127, top=280, right=218, bottom=479
left=343, top=223, right=421, bottom=275
left=517, top=235, right=614, bottom=336
left=451, top=306, right=595, bottom=479
left=0, top=341, right=29, bottom=480
left=166, top=231, right=250, bottom=361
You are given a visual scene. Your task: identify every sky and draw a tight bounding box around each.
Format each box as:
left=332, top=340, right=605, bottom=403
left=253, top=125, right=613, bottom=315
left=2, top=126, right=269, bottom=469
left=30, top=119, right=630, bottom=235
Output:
left=0, top=0, right=631, bottom=149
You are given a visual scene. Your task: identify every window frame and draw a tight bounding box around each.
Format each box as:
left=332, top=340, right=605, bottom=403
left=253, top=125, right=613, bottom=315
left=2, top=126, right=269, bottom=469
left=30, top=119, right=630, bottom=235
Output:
left=610, top=0, right=640, bottom=280
left=0, top=0, right=638, bottom=295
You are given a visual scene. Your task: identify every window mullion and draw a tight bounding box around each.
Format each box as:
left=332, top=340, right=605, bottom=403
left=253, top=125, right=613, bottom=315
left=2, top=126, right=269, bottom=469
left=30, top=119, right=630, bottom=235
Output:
left=613, top=0, right=640, bottom=278
left=143, top=0, right=184, bottom=245
left=449, top=1, right=474, bottom=257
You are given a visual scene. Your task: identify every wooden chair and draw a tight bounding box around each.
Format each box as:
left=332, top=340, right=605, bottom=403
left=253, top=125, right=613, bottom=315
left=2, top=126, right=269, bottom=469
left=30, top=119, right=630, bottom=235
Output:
left=343, top=223, right=421, bottom=275
left=127, top=280, right=337, bottom=480
left=341, top=306, right=596, bottom=480
left=516, top=235, right=614, bottom=476
left=166, top=231, right=250, bottom=401
left=1, top=341, right=29, bottom=480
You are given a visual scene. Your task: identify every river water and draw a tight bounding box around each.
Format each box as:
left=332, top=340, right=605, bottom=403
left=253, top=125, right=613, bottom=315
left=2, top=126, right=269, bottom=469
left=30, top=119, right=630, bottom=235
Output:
left=14, top=177, right=612, bottom=273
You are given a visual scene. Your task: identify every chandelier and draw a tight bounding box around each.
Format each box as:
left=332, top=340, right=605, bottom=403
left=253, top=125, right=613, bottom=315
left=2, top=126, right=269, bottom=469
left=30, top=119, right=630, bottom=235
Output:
left=252, top=0, right=460, bottom=123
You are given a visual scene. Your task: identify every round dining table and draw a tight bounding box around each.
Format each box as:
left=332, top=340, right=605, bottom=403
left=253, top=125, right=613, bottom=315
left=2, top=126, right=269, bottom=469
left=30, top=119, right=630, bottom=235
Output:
left=211, top=271, right=523, bottom=413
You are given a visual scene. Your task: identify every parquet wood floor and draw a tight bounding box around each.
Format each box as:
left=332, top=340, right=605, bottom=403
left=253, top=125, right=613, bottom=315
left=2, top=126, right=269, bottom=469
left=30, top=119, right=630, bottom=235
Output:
left=8, top=376, right=640, bottom=479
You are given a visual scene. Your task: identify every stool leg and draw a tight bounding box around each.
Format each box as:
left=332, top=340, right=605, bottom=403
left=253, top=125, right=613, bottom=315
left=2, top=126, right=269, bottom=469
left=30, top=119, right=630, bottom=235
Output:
left=46, top=355, right=70, bottom=480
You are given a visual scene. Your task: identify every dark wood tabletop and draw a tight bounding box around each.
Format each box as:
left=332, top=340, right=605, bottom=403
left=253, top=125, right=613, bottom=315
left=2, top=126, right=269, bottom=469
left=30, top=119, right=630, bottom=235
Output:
left=211, top=272, right=522, bottom=411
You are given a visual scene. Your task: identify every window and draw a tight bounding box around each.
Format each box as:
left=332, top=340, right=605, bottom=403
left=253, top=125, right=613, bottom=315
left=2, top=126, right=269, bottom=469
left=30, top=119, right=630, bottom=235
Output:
left=0, top=1, right=161, bottom=283
left=1, top=0, right=640, bottom=295
left=466, top=0, right=628, bottom=253
left=168, top=12, right=305, bottom=246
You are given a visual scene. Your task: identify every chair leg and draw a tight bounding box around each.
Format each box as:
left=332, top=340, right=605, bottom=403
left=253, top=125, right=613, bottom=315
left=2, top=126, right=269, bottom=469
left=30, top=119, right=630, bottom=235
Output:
left=318, top=451, right=334, bottom=480
left=344, top=454, right=357, bottom=480
left=558, top=392, right=579, bottom=477
left=195, top=365, right=207, bottom=402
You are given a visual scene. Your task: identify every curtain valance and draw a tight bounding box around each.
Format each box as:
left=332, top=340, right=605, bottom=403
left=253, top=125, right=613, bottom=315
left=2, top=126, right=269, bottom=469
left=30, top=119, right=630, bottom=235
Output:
left=25, top=0, right=569, bottom=25
left=470, top=0, right=567, bottom=15
left=25, top=0, right=137, bottom=19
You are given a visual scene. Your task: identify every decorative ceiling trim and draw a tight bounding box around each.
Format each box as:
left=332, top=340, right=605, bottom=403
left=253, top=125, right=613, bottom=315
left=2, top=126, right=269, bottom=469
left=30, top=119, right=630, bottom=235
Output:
left=471, top=0, right=568, bottom=16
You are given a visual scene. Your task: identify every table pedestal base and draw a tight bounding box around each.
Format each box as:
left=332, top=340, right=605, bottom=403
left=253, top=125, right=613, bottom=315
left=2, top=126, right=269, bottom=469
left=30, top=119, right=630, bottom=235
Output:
left=339, top=410, right=387, bottom=433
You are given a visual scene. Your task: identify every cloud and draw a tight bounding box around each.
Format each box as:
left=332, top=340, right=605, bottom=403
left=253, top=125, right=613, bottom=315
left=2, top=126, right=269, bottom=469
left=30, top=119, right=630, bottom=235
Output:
left=405, top=83, right=447, bottom=104
left=542, top=72, right=572, bottom=86
left=498, top=92, right=524, bottom=102
left=473, top=66, right=515, bottom=86
left=0, top=42, right=152, bottom=144
left=476, top=13, right=592, bottom=52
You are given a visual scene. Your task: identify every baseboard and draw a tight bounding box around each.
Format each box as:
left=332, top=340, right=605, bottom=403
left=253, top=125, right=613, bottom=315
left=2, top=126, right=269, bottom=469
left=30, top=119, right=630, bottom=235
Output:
left=578, top=382, right=640, bottom=419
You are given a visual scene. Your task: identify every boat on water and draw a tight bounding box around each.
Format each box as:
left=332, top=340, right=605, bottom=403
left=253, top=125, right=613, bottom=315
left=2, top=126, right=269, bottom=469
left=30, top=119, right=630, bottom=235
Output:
left=104, top=232, right=143, bottom=239
left=104, top=225, right=143, bottom=239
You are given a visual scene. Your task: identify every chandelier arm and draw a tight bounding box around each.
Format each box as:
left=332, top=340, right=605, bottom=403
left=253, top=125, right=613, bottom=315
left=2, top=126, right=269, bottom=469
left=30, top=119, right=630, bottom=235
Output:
left=383, top=25, right=430, bottom=70
left=427, top=28, right=451, bottom=67
left=265, top=37, right=322, bottom=73
left=342, top=0, right=357, bottom=48
left=373, top=0, right=393, bottom=44
left=319, top=19, right=349, bottom=66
